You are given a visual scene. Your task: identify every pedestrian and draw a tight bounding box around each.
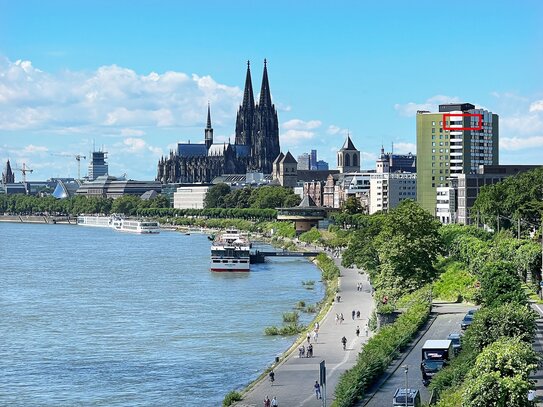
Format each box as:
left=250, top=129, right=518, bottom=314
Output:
left=314, top=321, right=320, bottom=331
left=312, top=330, right=318, bottom=343
left=307, top=343, right=313, bottom=357
left=264, top=395, right=271, bottom=407
left=314, top=381, right=321, bottom=399
left=364, top=324, right=369, bottom=337
left=341, top=336, right=347, bottom=350
left=356, top=310, right=360, bottom=319
left=356, top=326, right=360, bottom=337
left=299, top=345, right=304, bottom=358
left=340, top=313, right=344, bottom=324
left=352, top=310, right=355, bottom=320
left=271, top=396, right=278, bottom=406
left=306, top=332, right=311, bottom=344
left=269, top=370, right=275, bottom=385
left=334, top=313, right=339, bottom=325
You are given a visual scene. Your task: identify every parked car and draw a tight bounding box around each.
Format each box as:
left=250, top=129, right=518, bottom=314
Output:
left=393, top=388, right=421, bottom=407
left=447, top=333, right=462, bottom=354
left=467, top=309, right=477, bottom=316
left=460, top=314, right=474, bottom=330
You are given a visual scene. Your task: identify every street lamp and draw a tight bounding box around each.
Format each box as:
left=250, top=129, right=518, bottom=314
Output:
left=402, top=365, right=409, bottom=407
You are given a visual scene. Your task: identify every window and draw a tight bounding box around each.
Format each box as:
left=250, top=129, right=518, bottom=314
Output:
left=432, top=149, right=436, bottom=153
left=432, top=121, right=436, bottom=125
left=432, top=135, right=436, bottom=140
left=432, top=128, right=435, bottom=133
left=439, top=121, right=443, bottom=125
left=432, top=142, right=436, bottom=146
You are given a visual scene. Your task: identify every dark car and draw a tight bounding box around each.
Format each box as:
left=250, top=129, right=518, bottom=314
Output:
left=467, top=309, right=477, bottom=316
left=447, top=333, right=462, bottom=354
left=460, top=314, right=474, bottom=330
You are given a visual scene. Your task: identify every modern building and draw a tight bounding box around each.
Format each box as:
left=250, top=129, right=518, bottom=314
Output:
left=323, top=172, right=373, bottom=210
left=376, top=147, right=416, bottom=173
left=52, top=179, right=81, bottom=199
left=173, top=185, right=210, bottom=209
left=157, top=60, right=280, bottom=183
left=316, top=160, right=329, bottom=171
left=369, top=172, right=416, bottom=214
left=416, top=103, right=499, bottom=215
left=297, top=153, right=311, bottom=170
left=436, top=164, right=541, bottom=224
left=277, top=195, right=327, bottom=234
left=310, top=150, right=318, bottom=170
left=87, top=150, right=108, bottom=181
left=337, top=135, right=361, bottom=173
left=76, top=175, right=161, bottom=198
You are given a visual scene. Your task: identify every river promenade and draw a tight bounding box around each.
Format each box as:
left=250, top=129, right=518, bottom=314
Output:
left=235, top=253, right=375, bottom=407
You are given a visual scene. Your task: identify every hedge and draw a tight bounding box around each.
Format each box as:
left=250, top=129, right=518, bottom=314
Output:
left=137, top=207, right=277, bottom=221
left=332, top=288, right=431, bottom=407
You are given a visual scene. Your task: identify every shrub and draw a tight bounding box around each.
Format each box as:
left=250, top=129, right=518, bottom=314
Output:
left=295, top=300, right=306, bottom=309
left=432, top=259, right=477, bottom=303
left=223, top=390, right=242, bottom=406
left=316, top=253, right=340, bottom=281
left=282, top=311, right=299, bottom=324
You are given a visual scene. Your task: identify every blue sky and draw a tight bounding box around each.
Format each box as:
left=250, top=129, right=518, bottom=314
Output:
left=1, top=0, right=542, bottom=180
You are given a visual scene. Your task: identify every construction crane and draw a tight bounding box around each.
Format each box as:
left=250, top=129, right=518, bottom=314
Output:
left=13, top=162, right=33, bottom=183
left=51, top=153, right=87, bottom=179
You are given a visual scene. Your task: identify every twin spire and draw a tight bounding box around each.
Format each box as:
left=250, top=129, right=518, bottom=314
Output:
left=242, top=59, right=273, bottom=110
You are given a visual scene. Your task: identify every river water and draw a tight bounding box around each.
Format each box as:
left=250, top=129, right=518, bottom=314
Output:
left=0, top=222, right=324, bottom=406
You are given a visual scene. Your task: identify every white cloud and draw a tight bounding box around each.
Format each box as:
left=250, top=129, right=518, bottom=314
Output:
left=392, top=142, right=416, bottom=154
left=394, top=95, right=462, bottom=117
left=282, top=119, right=321, bottom=130
left=281, top=129, right=315, bottom=146
left=360, top=152, right=377, bottom=165
left=500, top=136, right=543, bottom=150
left=327, top=125, right=348, bottom=136
left=120, top=128, right=145, bottom=137
left=0, top=56, right=242, bottom=132
left=118, top=137, right=164, bottom=157
left=529, top=100, right=543, bottom=113
left=23, top=144, right=49, bottom=153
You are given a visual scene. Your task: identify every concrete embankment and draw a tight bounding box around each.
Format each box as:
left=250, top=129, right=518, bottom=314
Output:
left=0, top=215, right=75, bottom=224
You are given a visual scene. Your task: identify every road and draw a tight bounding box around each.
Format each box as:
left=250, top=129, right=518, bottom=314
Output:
left=234, top=258, right=375, bottom=407
left=362, top=303, right=474, bottom=407
left=530, top=303, right=543, bottom=406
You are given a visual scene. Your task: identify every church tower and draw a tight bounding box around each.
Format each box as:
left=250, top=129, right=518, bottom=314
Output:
left=205, top=103, right=214, bottom=150
left=2, top=159, right=15, bottom=184
left=337, top=133, right=361, bottom=173
left=235, top=61, right=254, bottom=146
left=252, top=59, right=280, bottom=174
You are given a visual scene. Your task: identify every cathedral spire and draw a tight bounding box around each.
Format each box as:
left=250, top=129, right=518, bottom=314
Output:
left=205, top=103, right=214, bottom=150
left=206, top=102, right=212, bottom=129
left=259, top=58, right=272, bottom=108
left=241, top=60, right=254, bottom=110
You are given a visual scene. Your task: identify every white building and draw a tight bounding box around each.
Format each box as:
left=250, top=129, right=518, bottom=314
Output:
left=173, top=185, right=210, bottom=209
left=369, top=172, right=417, bottom=214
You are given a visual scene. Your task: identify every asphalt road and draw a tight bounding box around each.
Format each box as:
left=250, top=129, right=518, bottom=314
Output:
left=362, top=303, right=474, bottom=407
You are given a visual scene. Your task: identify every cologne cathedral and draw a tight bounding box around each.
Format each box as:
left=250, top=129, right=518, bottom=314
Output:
left=156, top=60, right=280, bottom=184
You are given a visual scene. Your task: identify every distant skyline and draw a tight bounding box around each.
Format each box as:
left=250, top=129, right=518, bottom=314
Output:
left=1, top=0, right=542, bottom=181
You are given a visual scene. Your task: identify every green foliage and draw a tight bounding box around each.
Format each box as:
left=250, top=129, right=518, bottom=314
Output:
left=248, top=186, right=301, bottom=209
left=333, top=288, right=431, bottom=406
left=430, top=346, right=478, bottom=396
left=295, top=300, right=306, bottom=309
left=203, top=183, right=232, bottom=208
left=434, top=386, right=463, bottom=407
left=440, top=224, right=492, bottom=252
left=465, top=303, right=536, bottom=352
left=316, top=253, right=340, bottom=281
left=341, top=214, right=383, bottom=270
left=264, top=323, right=305, bottom=336
left=222, top=390, right=242, bottom=406
left=111, top=194, right=141, bottom=215
left=341, top=196, right=364, bottom=214
left=473, top=167, right=543, bottom=233
left=432, top=258, right=477, bottom=303
left=478, top=261, right=527, bottom=307
left=299, top=228, right=322, bottom=243
left=282, top=311, right=299, bottom=324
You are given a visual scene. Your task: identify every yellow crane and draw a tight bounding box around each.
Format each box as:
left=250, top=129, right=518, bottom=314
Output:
left=51, top=153, right=87, bottom=179
left=13, top=162, right=33, bottom=183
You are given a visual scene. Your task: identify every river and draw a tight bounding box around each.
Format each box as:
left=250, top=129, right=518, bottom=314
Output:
left=0, top=222, right=324, bottom=406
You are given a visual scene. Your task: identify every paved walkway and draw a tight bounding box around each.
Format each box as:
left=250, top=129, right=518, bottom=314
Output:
left=235, top=256, right=375, bottom=407
left=530, top=303, right=543, bottom=406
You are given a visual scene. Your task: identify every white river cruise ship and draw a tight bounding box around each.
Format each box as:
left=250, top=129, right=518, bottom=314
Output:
left=210, top=229, right=251, bottom=272
left=77, top=216, right=160, bottom=234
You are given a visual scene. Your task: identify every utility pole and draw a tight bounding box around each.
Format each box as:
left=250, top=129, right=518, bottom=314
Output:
left=403, top=365, right=409, bottom=407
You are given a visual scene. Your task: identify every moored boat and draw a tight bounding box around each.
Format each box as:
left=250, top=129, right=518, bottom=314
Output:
left=210, top=229, right=250, bottom=272
left=113, top=219, right=160, bottom=234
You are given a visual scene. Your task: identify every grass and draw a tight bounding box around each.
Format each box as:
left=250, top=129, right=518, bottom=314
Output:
left=432, top=258, right=477, bottom=303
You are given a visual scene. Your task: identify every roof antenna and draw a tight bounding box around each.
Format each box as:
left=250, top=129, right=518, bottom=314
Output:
left=391, top=142, right=394, bottom=155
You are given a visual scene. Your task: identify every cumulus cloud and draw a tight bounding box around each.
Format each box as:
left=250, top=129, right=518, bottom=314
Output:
left=394, top=95, right=462, bottom=117
left=0, top=56, right=242, bottom=133
left=501, top=136, right=543, bottom=150
left=116, top=137, right=163, bottom=157
left=529, top=100, right=543, bottom=113
left=280, top=118, right=323, bottom=146
left=392, top=142, right=416, bottom=154
left=327, top=125, right=348, bottom=136
left=23, top=144, right=49, bottom=154
left=282, top=119, right=321, bottom=130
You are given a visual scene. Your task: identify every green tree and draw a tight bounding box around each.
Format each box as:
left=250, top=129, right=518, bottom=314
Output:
left=342, top=196, right=363, bottom=214
left=478, top=261, right=526, bottom=307
left=248, top=186, right=299, bottom=209
left=111, top=195, right=140, bottom=215
left=203, top=183, right=231, bottom=208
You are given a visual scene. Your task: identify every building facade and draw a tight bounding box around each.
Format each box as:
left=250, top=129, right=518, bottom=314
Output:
left=87, top=150, right=108, bottom=181
left=76, top=175, right=161, bottom=198
left=157, top=61, right=280, bottom=184
left=337, top=135, right=361, bottom=173
left=369, top=172, right=417, bottom=214
left=376, top=147, right=416, bottom=173
left=2, top=160, right=15, bottom=184
left=416, top=103, right=499, bottom=215
left=297, top=153, right=311, bottom=170
left=173, top=185, right=210, bottom=209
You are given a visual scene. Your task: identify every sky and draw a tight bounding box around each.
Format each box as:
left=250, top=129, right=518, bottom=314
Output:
left=1, top=0, right=542, bottom=181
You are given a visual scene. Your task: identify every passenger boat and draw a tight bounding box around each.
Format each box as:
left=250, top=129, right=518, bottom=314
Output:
left=77, top=215, right=115, bottom=228
left=210, top=229, right=251, bottom=272
left=113, top=219, right=160, bottom=234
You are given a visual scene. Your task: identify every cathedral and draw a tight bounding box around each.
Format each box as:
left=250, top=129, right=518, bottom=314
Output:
left=156, top=60, right=281, bottom=184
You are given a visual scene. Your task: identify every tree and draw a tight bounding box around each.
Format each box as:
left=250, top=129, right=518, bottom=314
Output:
left=342, top=196, right=363, bottom=214
left=465, top=303, right=536, bottom=352
left=248, top=186, right=299, bottom=209
left=203, top=183, right=231, bottom=208
left=111, top=195, right=140, bottom=215
left=478, top=261, right=526, bottom=307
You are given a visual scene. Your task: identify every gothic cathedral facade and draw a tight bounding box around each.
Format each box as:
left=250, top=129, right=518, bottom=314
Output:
left=156, top=60, right=280, bottom=184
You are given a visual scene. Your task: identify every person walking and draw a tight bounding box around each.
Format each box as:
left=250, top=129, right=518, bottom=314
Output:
left=351, top=310, right=355, bottom=320
left=340, top=313, right=344, bottom=324
left=341, top=336, right=347, bottom=350
left=306, top=332, right=311, bottom=344
left=264, top=395, right=271, bottom=407
left=356, top=310, right=361, bottom=319
left=271, top=396, right=278, bottom=406
left=314, top=381, right=321, bottom=399
left=334, top=313, right=339, bottom=325
left=355, top=326, right=360, bottom=337
left=307, top=343, right=313, bottom=357
left=312, top=329, right=318, bottom=343
left=364, top=323, right=369, bottom=337
left=269, top=370, right=275, bottom=386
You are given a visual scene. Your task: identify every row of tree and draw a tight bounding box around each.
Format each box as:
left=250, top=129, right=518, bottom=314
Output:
left=203, top=184, right=301, bottom=209
left=473, top=167, right=543, bottom=233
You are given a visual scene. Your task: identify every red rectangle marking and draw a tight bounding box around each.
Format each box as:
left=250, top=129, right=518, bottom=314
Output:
left=442, top=113, right=483, bottom=131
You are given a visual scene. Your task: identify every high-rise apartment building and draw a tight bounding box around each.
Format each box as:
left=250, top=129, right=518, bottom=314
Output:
left=297, top=153, right=311, bottom=170
left=310, top=150, right=318, bottom=170
left=416, top=103, right=498, bottom=215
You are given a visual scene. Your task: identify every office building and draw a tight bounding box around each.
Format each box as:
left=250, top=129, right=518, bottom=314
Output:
left=376, top=147, right=416, bottom=173
left=297, top=153, right=311, bottom=170
left=173, top=185, right=210, bottom=209
left=88, top=150, right=109, bottom=181
left=369, top=172, right=416, bottom=214
left=416, top=103, right=498, bottom=215
left=316, top=160, right=329, bottom=171
left=310, top=150, right=318, bottom=170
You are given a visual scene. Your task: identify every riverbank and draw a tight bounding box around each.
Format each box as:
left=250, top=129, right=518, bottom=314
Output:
left=0, top=214, right=75, bottom=224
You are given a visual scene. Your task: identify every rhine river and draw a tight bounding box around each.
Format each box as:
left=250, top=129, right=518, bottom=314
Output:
left=0, top=222, right=324, bottom=406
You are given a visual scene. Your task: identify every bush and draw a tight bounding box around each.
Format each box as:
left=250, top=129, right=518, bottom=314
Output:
left=432, top=259, right=477, bottom=303
left=333, top=288, right=431, bottom=406
left=282, top=311, right=299, bottom=324
left=223, top=390, right=242, bottom=406
left=299, top=228, right=322, bottom=244
left=316, top=253, right=340, bottom=281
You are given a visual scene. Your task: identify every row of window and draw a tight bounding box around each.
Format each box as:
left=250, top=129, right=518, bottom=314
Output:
left=431, top=142, right=449, bottom=146
left=431, top=134, right=449, bottom=140
left=431, top=155, right=450, bottom=160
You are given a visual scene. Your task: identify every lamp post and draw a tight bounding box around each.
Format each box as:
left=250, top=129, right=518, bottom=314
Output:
left=402, top=364, right=409, bottom=407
